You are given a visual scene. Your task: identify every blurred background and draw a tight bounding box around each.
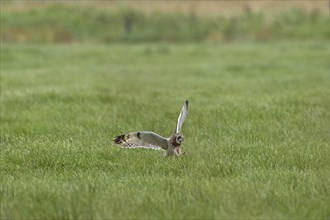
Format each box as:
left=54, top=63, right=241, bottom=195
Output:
left=1, top=0, right=328, bottom=44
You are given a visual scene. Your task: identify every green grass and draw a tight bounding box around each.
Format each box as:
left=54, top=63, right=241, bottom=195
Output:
left=0, top=41, right=329, bottom=219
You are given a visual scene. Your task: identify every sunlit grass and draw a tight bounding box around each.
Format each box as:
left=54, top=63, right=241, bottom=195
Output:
left=0, top=41, right=329, bottom=219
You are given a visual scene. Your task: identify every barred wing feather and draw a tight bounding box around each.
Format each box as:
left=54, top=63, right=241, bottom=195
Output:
left=175, top=100, right=188, bottom=133
left=113, top=131, right=168, bottom=151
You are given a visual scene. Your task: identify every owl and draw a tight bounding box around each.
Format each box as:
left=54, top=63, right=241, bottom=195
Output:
left=113, top=100, right=188, bottom=157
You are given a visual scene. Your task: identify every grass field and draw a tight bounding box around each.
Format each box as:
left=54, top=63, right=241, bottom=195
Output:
left=0, top=41, right=329, bottom=219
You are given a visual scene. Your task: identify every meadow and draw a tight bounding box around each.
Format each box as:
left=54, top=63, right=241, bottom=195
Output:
left=1, top=40, right=329, bottom=219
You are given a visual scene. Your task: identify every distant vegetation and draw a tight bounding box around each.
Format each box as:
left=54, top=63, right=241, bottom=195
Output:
left=1, top=3, right=328, bottom=43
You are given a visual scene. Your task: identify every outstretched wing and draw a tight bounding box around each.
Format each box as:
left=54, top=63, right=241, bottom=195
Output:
left=113, top=131, right=169, bottom=151
left=175, top=100, right=188, bottom=133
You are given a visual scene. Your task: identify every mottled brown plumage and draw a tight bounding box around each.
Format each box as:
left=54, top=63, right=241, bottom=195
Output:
left=113, top=100, right=188, bottom=157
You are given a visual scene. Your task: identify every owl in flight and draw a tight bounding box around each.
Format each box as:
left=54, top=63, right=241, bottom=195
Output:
left=114, top=100, right=188, bottom=157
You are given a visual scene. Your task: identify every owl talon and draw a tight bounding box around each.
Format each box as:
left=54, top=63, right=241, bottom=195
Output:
left=179, top=152, right=186, bottom=157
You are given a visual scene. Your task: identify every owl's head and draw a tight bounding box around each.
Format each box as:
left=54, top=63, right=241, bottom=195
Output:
left=170, top=133, right=184, bottom=147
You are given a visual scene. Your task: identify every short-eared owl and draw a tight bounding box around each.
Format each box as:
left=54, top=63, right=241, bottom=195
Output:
left=114, top=100, right=188, bottom=157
